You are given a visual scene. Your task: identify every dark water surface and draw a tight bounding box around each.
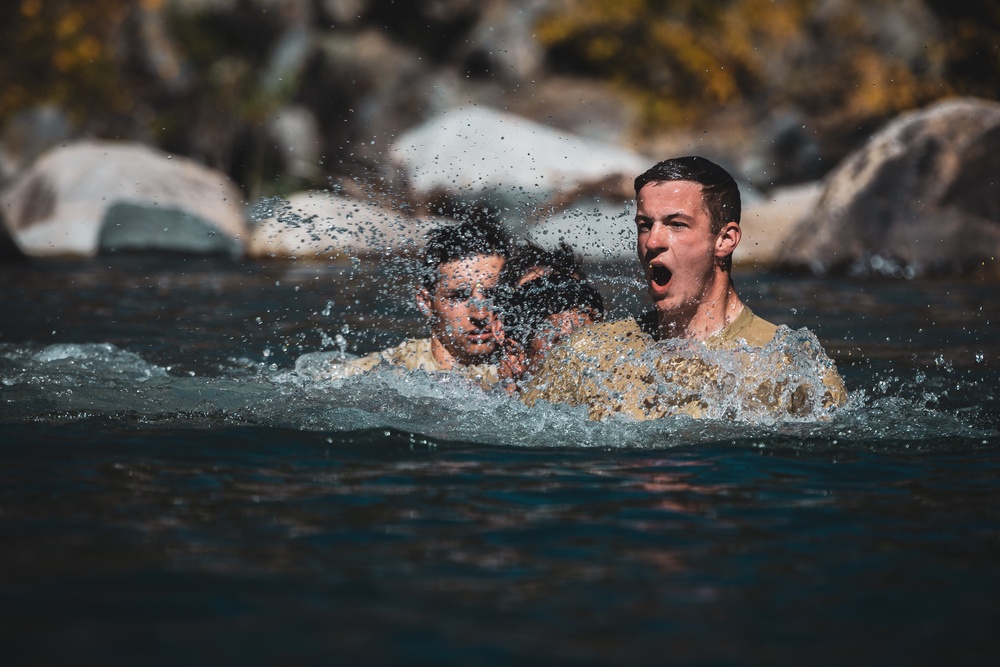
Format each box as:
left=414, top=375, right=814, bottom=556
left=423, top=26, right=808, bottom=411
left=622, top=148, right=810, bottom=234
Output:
left=2, top=257, right=999, bottom=665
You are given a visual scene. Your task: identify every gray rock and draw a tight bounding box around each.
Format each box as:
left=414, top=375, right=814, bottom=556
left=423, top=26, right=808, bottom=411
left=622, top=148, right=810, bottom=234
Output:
left=266, top=105, right=322, bottom=181
left=0, top=141, right=248, bottom=257
left=776, top=97, right=1000, bottom=277
left=457, top=0, right=546, bottom=83
left=498, top=76, right=640, bottom=144
left=99, top=202, right=242, bottom=257
left=303, top=29, right=448, bottom=184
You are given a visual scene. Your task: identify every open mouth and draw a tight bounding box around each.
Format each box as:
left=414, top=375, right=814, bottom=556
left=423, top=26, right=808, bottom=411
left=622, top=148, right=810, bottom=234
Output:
left=467, top=330, right=494, bottom=343
left=649, top=264, right=672, bottom=287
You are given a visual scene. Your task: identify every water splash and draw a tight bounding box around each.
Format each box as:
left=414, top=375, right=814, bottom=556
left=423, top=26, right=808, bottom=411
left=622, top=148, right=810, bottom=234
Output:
left=2, top=340, right=995, bottom=452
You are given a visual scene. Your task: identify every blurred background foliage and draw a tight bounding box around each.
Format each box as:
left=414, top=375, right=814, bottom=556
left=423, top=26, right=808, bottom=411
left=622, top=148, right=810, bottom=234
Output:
left=1, top=0, right=132, bottom=126
left=1, top=0, right=999, bottom=195
left=536, top=0, right=997, bottom=134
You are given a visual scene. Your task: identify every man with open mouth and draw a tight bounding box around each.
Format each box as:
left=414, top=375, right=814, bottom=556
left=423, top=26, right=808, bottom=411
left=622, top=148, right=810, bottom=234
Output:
left=521, top=156, right=847, bottom=420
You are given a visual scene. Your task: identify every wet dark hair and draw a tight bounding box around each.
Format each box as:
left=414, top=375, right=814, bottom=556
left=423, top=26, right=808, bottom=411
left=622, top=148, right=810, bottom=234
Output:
left=496, top=272, right=604, bottom=347
left=420, top=219, right=512, bottom=290
left=634, top=155, right=741, bottom=235
left=499, top=240, right=585, bottom=288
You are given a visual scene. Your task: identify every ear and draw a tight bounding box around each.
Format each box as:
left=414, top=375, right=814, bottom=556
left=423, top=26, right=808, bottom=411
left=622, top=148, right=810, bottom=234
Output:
left=715, top=221, right=741, bottom=258
left=415, top=287, right=432, bottom=317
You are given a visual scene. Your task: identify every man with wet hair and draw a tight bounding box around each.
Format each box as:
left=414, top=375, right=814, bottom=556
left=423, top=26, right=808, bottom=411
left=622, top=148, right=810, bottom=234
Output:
left=326, top=219, right=511, bottom=384
left=498, top=239, right=586, bottom=288
left=493, top=271, right=605, bottom=393
left=632, top=155, right=774, bottom=342
left=521, top=155, right=847, bottom=420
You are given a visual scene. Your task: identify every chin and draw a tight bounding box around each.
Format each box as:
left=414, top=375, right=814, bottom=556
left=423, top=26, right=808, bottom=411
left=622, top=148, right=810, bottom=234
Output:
left=648, top=290, right=674, bottom=310
left=464, top=344, right=497, bottom=361
left=651, top=297, right=684, bottom=316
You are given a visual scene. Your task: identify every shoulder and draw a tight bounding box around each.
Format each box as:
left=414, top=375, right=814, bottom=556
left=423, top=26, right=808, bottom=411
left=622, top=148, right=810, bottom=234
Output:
left=330, top=338, right=438, bottom=377
left=519, top=316, right=650, bottom=404
left=383, top=338, right=499, bottom=387
left=379, top=338, right=440, bottom=372
left=456, top=362, right=500, bottom=388
left=521, top=316, right=668, bottom=420
left=711, top=307, right=779, bottom=348
left=563, top=317, right=652, bottom=357
left=382, top=337, right=432, bottom=358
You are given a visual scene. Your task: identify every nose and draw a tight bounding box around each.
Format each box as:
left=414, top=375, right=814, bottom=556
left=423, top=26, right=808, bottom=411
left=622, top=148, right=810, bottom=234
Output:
left=469, top=288, right=494, bottom=322
left=471, top=312, right=491, bottom=329
left=645, top=221, right=669, bottom=252
left=470, top=309, right=494, bottom=332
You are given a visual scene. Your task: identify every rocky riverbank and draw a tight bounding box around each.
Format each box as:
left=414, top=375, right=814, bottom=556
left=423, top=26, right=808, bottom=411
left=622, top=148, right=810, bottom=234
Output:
left=3, top=96, right=1000, bottom=279
left=2, top=1, right=998, bottom=276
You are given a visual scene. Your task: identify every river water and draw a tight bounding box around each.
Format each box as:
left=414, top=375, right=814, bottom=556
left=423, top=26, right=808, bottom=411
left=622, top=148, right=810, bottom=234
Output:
left=2, top=255, right=999, bottom=665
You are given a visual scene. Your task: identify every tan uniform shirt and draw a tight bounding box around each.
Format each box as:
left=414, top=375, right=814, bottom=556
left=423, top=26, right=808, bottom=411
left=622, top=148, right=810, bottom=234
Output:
left=521, top=308, right=847, bottom=421
left=325, top=338, right=499, bottom=387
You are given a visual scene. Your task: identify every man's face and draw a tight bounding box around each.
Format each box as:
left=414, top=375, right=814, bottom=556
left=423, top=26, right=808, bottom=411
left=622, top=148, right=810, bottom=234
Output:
left=420, top=254, right=505, bottom=365
left=635, top=180, right=727, bottom=317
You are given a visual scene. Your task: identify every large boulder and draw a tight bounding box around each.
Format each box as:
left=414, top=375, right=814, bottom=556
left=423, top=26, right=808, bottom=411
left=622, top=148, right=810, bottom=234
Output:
left=389, top=106, right=649, bottom=213
left=0, top=141, right=248, bottom=258
left=776, top=97, right=1000, bottom=276
left=247, top=190, right=452, bottom=258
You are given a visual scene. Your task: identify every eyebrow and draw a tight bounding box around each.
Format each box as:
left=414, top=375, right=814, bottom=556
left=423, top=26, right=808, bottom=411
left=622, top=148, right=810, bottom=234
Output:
left=635, top=212, right=686, bottom=223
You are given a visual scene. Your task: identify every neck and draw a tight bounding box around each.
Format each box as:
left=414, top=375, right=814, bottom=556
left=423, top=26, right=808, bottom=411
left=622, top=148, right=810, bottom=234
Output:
left=429, top=337, right=457, bottom=369
left=657, top=277, right=744, bottom=341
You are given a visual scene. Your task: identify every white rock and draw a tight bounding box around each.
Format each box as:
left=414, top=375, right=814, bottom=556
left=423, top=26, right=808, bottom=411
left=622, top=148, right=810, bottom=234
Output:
left=526, top=198, right=635, bottom=262
left=247, top=190, right=452, bottom=258
left=390, top=106, right=649, bottom=209
left=0, top=140, right=247, bottom=257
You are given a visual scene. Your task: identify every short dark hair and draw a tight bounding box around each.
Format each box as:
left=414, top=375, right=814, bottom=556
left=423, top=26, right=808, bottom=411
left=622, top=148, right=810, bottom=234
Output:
left=496, top=273, right=604, bottom=346
left=499, top=240, right=585, bottom=288
left=634, top=156, right=741, bottom=234
left=420, top=219, right=511, bottom=290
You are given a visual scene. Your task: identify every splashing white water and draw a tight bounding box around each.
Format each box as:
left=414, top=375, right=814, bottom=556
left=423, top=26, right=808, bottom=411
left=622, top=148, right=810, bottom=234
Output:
left=1, top=340, right=994, bottom=450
